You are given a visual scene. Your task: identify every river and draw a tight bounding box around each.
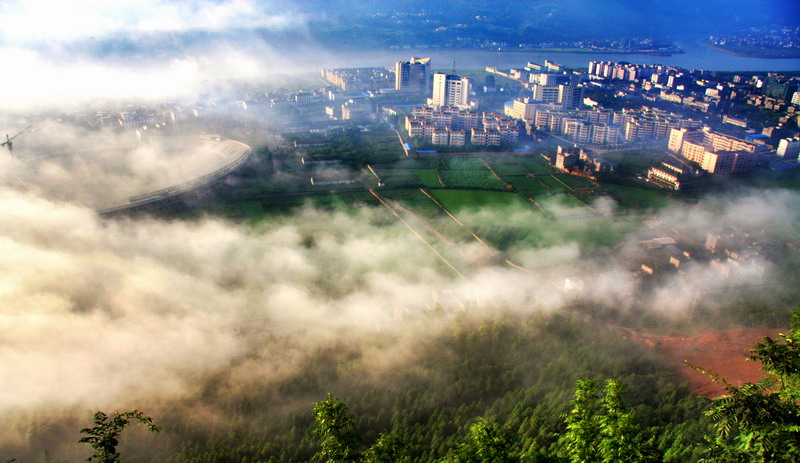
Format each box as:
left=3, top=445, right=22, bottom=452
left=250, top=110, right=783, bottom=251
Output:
left=308, top=39, right=800, bottom=73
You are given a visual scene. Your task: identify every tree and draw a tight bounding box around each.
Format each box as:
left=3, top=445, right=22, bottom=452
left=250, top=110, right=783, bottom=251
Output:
left=312, top=393, right=361, bottom=462
left=449, top=418, right=518, bottom=463
left=362, top=432, right=408, bottom=463
left=558, top=379, right=601, bottom=463
left=557, top=379, right=647, bottom=463
left=597, top=380, right=644, bottom=463
left=78, top=410, right=160, bottom=463
left=698, top=308, right=800, bottom=462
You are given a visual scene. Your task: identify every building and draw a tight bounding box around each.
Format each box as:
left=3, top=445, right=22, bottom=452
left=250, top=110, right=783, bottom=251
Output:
left=506, top=98, right=538, bottom=121
left=701, top=150, right=758, bottom=174
left=471, top=129, right=502, bottom=146
left=395, top=57, right=431, bottom=93
left=559, top=84, right=585, bottom=110
left=564, top=120, right=593, bottom=144
left=431, top=129, right=466, bottom=146
left=648, top=162, right=687, bottom=190
left=341, top=99, right=372, bottom=121
left=671, top=128, right=761, bottom=174
left=322, top=68, right=395, bottom=91
left=777, top=138, right=800, bottom=160
left=430, top=73, right=471, bottom=109
left=722, top=115, right=748, bottom=128
left=668, top=128, right=703, bottom=153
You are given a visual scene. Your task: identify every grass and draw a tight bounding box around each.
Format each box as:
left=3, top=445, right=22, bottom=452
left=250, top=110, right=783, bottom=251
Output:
left=380, top=171, right=424, bottom=188
left=439, top=170, right=508, bottom=190
left=444, top=157, right=489, bottom=170
left=506, top=176, right=551, bottom=195
left=599, top=149, right=665, bottom=176
left=550, top=194, right=590, bottom=209
left=602, top=183, right=672, bottom=210
left=491, top=164, right=529, bottom=177
left=394, top=158, right=439, bottom=169
left=538, top=175, right=571, bottom=192
left=552, top=174, right=597, bottom=190
left=520, top=157, right=556, bottom=174
left=414, top=169, right=443, bottom=188
left=240, top=201, right=265, bottom=223
left=431, top=189, right=526, bottom=212
left=380, top=189, right=443, bottom=218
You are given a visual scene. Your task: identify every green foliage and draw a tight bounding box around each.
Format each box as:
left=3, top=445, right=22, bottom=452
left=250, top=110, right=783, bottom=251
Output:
left=162, top=315, right=705, bottom=462
left=448, top=418, right=519, bottom=463
left=312, top=393, right=361, bottom=462
left=558, top=380, right=602, bottom=463
left=699, top=307, right=800, bottom=463
left=439, top=170, right=508, bottom=190
left=558, top=379, right=650, bottom=463
left=597, top=380, right=646, bottom=463
left=79, top=410, right=160, bottom=463
left=362, top=432, right=409, bottom=463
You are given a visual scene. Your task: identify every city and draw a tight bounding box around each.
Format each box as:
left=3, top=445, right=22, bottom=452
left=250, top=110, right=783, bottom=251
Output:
left=0, top=1, right=799, bottom=462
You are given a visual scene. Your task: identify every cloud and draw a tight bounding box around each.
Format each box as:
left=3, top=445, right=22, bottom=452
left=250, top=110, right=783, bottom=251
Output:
left=0, top=0, right=319, bottom=111
left=0, top=45, right=291, bottom=110
left=0, top=0, right=306, bottom=44
left=0, top=120, right=246, bottom=208
left=0, top=161, right=797, bottom=456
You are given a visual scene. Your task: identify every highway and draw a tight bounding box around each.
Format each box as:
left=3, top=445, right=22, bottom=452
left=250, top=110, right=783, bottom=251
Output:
left=98, top=140, right=252, bottom=216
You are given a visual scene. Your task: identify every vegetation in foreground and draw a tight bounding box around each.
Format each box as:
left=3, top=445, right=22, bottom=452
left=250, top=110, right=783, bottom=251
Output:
left=57, top=307, right=799, bottom=462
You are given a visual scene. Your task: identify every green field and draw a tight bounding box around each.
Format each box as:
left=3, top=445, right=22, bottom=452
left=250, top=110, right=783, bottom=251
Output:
left=506, top=176, right=551, bottom=195
left=491, top=163, right=529, bottom=177
left=486, top=156, right=524, bottom=165
left=521, top=157, right=556, bottom=174
left=553, top=174, right=597, bottom=190
left=240, top=201, right=265, bottom=223
left=439, top=170, right=508, bottom=190
left=379, top=170, right=423, bottom=188
left=431, top=189, right=527, bottom=211
left=413, top=169, right=443, bottom=188
left=602, top=183, right=672, bottom=209
left=538, top=175, right=571, bottom=192
left=599, top=149, right=665, bottom=176
left=394, top=157, right=438, bottom=169
left=379, top=188, right=443, bottom=218
left=443, top=157, right=488, bottom=170
left=547, top=193, right=590, bottom=209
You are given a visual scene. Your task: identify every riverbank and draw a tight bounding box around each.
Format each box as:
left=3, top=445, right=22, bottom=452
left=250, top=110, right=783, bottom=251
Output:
left=458, top=47, right=683, bottom=55
left=703, top=40, right=800, bottom=59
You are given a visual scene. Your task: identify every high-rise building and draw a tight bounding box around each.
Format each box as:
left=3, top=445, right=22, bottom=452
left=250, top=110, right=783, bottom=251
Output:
left=395, top=57, right=431, bottom=93
left=777, top=138, right=800, bottom=160
left=531, top=84, right=561, bottom=104
left=430, top=73, right=471, bottom=109
left=558, top=84, right=585, bottom=110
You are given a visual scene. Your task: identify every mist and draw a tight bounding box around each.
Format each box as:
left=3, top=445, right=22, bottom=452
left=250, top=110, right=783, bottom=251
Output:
left=0, top=120, right=250, bottom=208
left=1, top=177, right=798, bottom=451
left=1, top=0, right=798, bottom=459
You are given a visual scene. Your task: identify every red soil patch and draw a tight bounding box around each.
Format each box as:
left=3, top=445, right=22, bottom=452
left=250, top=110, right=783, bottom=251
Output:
left=620, top=327, right=784, bottom=397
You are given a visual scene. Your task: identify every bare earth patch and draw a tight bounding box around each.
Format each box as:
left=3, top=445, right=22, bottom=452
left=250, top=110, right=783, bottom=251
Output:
left=620, top=327, right=784, bottom=398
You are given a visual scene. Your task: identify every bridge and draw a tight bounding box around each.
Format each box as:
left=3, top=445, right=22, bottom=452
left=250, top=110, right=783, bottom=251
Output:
left=98, top=140, right=252, bottom=218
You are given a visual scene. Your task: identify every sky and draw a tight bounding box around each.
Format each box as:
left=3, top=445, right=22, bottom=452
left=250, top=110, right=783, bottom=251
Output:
left=0, top=1, right=799, bottom=459
left=0, top=0, right=311, bottom=110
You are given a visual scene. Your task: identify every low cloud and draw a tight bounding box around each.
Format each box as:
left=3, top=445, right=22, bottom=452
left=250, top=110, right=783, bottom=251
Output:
left=0, top=0, right=306, bottom=44
left=0, top=120, right=243, bottom=208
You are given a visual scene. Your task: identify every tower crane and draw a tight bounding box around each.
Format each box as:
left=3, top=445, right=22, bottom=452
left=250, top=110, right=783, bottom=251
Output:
left=1, top=126, right=32, bottom=152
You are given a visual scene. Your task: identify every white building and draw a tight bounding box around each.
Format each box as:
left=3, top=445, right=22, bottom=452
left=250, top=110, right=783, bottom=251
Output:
left=430, top=73, right=471, bottom=109
left=777, top=138, right=800, bottom=160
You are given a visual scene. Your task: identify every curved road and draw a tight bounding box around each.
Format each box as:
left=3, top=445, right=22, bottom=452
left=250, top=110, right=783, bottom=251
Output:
left=98, top=139, right=252, bottom=217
